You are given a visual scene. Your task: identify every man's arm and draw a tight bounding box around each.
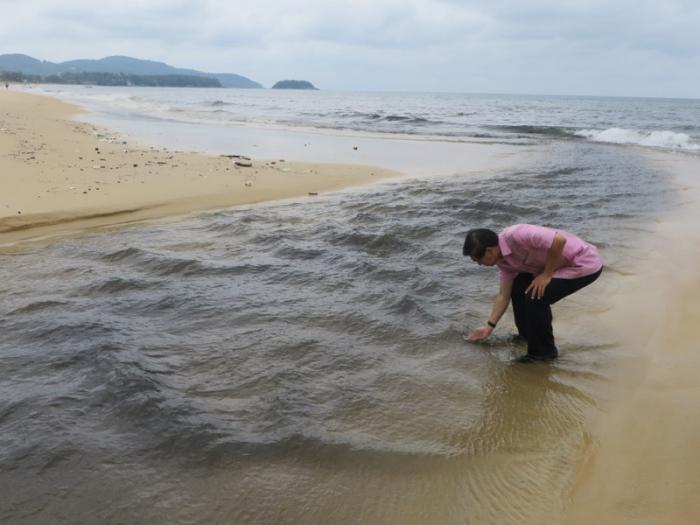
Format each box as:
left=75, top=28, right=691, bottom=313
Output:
left=525, top=232, right=566, bottom=299
left=468, top=279, right=514, bottom=341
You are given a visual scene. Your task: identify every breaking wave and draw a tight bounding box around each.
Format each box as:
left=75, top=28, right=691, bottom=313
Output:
left=576, top=127, right=700, bottom=151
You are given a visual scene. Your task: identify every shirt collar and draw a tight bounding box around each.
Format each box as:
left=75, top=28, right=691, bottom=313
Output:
left=498, top=233, right=512, bottom=257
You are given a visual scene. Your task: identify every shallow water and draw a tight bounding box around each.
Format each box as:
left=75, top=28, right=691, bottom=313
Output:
left=0, top=141, right=675, bottom=524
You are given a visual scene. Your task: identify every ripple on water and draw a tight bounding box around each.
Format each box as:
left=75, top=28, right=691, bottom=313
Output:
left=0, top=140, right=678, bottom=524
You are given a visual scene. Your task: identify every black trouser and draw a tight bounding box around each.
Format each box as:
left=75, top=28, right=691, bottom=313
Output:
left=510, top=267, right=602, bottom=358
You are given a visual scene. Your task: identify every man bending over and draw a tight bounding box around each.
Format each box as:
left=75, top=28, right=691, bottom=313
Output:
left=463, top=224, right=603, bottom=362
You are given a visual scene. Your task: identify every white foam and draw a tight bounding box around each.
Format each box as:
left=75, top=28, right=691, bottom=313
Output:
left=576, top=127, right=700, bottom=151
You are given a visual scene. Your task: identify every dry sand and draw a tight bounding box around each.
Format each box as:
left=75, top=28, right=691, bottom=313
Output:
left=563, top=151, right=700, bottom=524
left=0, top=90, right=400, bottom=246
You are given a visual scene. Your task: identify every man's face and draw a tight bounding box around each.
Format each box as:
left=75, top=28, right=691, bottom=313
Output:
left=473, top=246, right=499, bottom=266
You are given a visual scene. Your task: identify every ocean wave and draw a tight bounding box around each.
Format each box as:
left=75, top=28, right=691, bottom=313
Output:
left=272, top=245, right=324, bottom=260
left=331, top=231, right=411, bottom=256
left=330, top=110, right=436, bottom=125
left=101, top=247, right=146, bottom=262
left=9, top=300, right=68, bottom=315
left=382, top=114, right=429, bottom=123
left=487, top=125, right=576, bottom=138
left=101, top=248, right=226, bottom=278
left=81, top=277, right=155, bottom=296
left=386, top=293, right=436, bottom=320
left=576, top=127, right=700, bottom=150
left=25, top=321, right=115, bottom=345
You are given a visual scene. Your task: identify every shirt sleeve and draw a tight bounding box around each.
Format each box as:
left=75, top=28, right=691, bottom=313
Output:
left=499, top=267, right=517, bottom=283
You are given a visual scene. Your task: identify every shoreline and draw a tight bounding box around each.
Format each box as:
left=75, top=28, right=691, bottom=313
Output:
left=562, top=150, right=700, bottom=524
left=0, top=91, right=403, bottom=247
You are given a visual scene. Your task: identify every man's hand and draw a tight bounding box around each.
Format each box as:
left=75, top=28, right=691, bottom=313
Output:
left=467, top=325, right=494, bottom=341
left=525, top=273, right=552, bottom=299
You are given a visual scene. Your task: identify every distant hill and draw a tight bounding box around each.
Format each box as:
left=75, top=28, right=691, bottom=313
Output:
left=272, top=80, right=318, bottom=90
left=0, top=54, right=61, bottom=76
left=0, top=70, right=221, bottom=88
left=0, top=54, right=262, bottom=88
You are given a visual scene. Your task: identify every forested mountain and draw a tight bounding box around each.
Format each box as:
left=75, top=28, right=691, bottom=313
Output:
left=0, top=54, right=262, bottom=88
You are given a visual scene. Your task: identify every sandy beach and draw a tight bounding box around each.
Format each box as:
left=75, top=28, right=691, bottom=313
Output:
left=562, top=152, right=700, bottom=524
left=0, top=90, right=401, bottom=246
left=3, top=87, right=700, bottom=524
left=3, top=0, right=700, bottom=521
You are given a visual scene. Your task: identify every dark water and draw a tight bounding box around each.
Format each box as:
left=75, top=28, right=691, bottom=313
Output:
left=0, top=142, right=675, bottom=524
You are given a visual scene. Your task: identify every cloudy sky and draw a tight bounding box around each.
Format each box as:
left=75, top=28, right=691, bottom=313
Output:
left=3, top=0, right=700, bottom=97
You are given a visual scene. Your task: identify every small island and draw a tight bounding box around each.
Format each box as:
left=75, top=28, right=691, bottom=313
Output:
left=271, top=80, right=318, bottom=90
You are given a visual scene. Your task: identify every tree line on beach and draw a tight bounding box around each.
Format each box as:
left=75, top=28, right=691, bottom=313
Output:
left=0, top=70, right=221, bottom=88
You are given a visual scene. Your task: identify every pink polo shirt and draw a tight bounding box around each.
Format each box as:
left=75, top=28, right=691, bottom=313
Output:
left=497, top=224, right=602, bottom=283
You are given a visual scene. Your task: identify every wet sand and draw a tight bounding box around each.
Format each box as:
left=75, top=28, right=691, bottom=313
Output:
left=563, top=151, right=700, bottom=524
left=0, top=91, right=401, bottom=246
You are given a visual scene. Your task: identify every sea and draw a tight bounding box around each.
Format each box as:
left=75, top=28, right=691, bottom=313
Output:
left=1, top=85, right=698, bottom=524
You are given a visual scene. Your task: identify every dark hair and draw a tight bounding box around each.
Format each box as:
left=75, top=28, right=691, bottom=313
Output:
left=463, top=228, right=498, bottom=259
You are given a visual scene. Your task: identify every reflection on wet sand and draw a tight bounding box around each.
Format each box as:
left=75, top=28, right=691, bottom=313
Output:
left=565, top=152, right=700, bottom=524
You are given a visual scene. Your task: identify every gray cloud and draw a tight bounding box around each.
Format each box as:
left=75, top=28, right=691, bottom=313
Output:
left=1, top=0, right=699, bottom=96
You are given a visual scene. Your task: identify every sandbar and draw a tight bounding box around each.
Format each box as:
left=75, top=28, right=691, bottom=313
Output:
left=0, top=90, right=400, bottom=247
